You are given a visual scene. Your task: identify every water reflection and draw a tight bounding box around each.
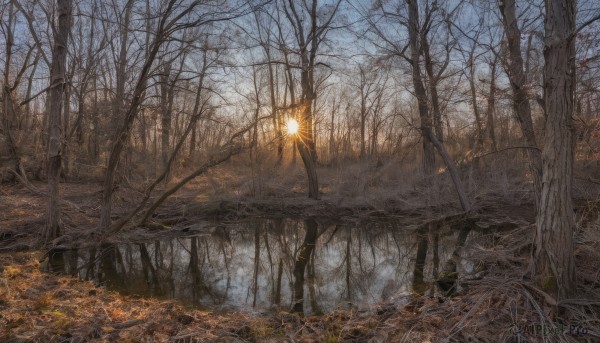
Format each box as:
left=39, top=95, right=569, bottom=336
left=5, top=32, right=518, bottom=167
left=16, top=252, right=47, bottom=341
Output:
left=47, top=218, right=465, bottom=314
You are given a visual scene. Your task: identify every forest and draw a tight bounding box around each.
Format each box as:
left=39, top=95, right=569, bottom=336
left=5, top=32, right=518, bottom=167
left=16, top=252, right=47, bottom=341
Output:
left=1, top=0, right=600, bottom=341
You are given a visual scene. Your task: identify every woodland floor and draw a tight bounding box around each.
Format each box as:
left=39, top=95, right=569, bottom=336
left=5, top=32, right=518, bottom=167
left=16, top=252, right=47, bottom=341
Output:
left=0, top=158, right=542, bottom=249
left=1, top=160, right=600, bottom=342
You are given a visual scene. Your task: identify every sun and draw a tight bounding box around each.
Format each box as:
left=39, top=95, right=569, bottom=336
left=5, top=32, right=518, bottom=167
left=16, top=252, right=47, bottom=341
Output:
left=286, top=118, right=299, bottom=135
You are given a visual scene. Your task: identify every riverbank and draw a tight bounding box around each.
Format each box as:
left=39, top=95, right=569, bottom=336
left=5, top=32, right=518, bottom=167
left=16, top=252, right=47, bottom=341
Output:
left=0, top=170, right=537, bottom=252
left=1, top=162, right=600, bottom=342
left=2, top=221, right=599, bottom=343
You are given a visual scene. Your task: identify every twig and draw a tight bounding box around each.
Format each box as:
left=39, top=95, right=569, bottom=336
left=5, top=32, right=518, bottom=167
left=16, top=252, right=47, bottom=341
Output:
left=575, top=13, right=600, bottom=35
left=111, top=319, right=144, bottom=329
left=446, top=290, right=492, bottom=340
left=521, top=283, right=558, bottom=306
left=19, top=85, right=51, bottom=106
left=171, top=327, right=209, bottom=340
left=471, top=146, right=541, bottom=160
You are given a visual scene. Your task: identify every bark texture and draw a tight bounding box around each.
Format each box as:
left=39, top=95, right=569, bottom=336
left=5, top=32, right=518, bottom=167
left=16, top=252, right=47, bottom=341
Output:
left=535, top=0, right=576, bottom=298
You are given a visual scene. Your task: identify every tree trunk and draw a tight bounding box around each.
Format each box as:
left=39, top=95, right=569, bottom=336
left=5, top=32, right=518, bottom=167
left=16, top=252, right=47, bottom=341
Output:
left=425, top=128, right=471, bottom=211
left=307, top=253, right=322, bottom=314
left=468, top=57, right=484, bottom=152
left=189, top=123, right=196, bottom=160
left=282, top=0, right=326, bottom=199
left=46, top=0, right=72, bottom=243
left=329, top=98, right=336, bottom=164
left=62, top=76, right=71, bottom=178
left=422, top=37, right=444, bottom=143
left=297, top=55, right=319, bottom=198
left=407, top=0, right=435, bottom=176
left=89, top=78, right=99, bottom=162
left=297, top=135, right=320, bottom=199
left=99, top=3, right=178, bottom=231
left=534, top=0, right=576, bottom=299
left=359, top=68, right=368, bottom=159
left=160, top=63, right=173, bottom=169
left=412, top=227, right=429, bottom=294
left=274, top=258, right=283, bottom=305
left=486, top=56, right=498, bottom=151
left=297, top=90, right=319, bottom=199
left=345, top=230, right=352, bottom=299
left=44, top=0, right=71, bottom=243
left=1, top=2, right=24, bottom=181
left=265, top=50, right=282, bottom=165
left=498, top=0, right=542, bottom=205
left=407, top=0, right=470, bottom=211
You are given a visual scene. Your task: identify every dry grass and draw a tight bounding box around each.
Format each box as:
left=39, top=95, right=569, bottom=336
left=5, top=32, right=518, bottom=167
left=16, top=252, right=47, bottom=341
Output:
left=1, top=221, right=599, bottom=342
left=394, top=222, right=600, bottom=343
left=0, top=252, right=290, bottom=342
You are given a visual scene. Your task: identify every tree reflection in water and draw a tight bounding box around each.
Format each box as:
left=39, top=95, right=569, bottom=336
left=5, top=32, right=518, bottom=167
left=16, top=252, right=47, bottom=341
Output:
left=46, top=218, right=473, bottom=314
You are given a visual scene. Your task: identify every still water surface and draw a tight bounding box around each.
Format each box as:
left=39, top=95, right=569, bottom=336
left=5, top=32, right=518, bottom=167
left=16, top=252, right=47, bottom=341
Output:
left=46, top=218, right=464, bottom=314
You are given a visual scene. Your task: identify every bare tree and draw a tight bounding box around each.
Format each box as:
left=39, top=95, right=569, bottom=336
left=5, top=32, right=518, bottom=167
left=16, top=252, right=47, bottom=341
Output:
left=44, top=0, right=72, bottom=242
left=459, top=23, right=486, bottom=152
left=406, top=0, right=470, bottom=211
left=355, top=63, right=387, bottom=159
left=250, top=9, right=285, bottom=164
left=485, top=54, right=499, bottom=151
left=498, top=0, right=543, bottom=205
left=420, top=3, right=453, bottom=144
left=99, top=0, right=252, bottom=231
left=281, top=0, right=342, bottom=199
left=534, top=0, right=576, bottom=298
left=1, top=1, right=39, bottom=183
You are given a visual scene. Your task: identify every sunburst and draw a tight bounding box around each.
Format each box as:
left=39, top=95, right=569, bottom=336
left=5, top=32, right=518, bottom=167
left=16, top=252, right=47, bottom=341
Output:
left=286, top=118, right=299, bottom=135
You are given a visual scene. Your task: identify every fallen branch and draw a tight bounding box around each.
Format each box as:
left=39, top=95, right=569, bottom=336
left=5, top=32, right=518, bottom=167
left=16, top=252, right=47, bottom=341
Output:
left=471, top=146, right=541, bottom=161
left=137, top=144, right=244, bottom=226
left=106, top=116, right=263, bottom=235
left=107, top=143, right=244, bottom=236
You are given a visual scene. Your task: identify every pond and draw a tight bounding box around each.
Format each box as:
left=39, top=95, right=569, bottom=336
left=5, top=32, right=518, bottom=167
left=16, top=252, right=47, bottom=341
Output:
left=45, top=218, right=472, bottom=314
